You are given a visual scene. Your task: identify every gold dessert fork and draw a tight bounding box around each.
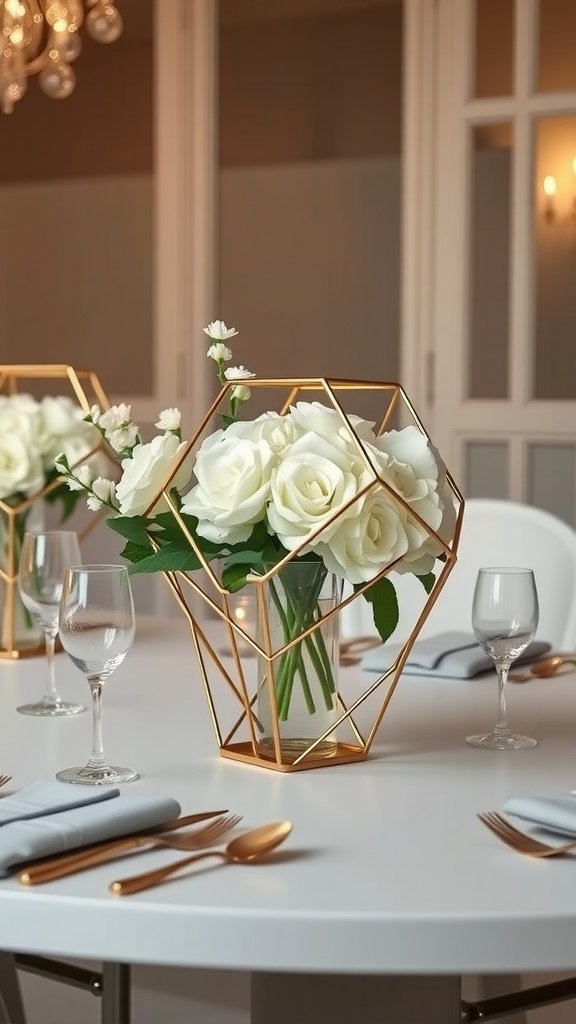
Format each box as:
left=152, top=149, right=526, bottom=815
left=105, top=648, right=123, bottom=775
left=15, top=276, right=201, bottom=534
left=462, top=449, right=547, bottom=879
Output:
left=18, top=813, right=242, bottom=884
left=478, top=811, right=576, bottom=857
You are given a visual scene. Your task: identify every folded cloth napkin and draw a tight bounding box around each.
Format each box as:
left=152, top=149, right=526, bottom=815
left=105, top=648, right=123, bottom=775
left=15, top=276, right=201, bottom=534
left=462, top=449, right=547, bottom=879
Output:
left=0, top=780, right=119, bottom=827
left=503, top=796, right=576, bottom=839
left=0, top=789, right=181, bottom=876
left=361, top=630, right=552, bottom=678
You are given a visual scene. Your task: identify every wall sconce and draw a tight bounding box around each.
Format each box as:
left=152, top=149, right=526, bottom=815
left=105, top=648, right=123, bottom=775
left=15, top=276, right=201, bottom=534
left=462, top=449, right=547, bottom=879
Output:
left=543, top=175, right=557, bottom=222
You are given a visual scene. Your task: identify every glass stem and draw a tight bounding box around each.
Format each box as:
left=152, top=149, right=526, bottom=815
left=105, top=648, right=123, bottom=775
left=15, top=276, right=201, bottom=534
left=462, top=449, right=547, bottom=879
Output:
left=42, top=628, right=61, bottom=706
left=87, top=677, right=108, bottom=769
left=494, top=661, right=510, bottom=736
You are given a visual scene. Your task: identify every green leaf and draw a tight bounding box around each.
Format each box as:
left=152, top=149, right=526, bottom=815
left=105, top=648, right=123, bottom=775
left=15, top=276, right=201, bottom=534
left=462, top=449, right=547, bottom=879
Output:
left=221, top=414, right=235, bottom=427
left=120, top=541, right=154, bottom=564
left=358, top=577, right=399, bottom=645
left=126, top=547, right=202, bottom=575
left=416, top=572, right=435, bottom=594
left=221, top=562, right=251, bottom=593
left=223, top=549, right=264, bottom=569
left=108, top=515, right=154, bottom=547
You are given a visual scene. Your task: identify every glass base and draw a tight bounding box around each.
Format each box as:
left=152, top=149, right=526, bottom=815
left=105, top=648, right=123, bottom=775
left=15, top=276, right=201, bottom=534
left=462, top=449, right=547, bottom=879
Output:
left=466, top=731, right=538, bottom=750
left=258, top=736, right=337, bottom=763
left=56, top=765, right=139, bottom=785
left=17, top=701, right=86, bottom=717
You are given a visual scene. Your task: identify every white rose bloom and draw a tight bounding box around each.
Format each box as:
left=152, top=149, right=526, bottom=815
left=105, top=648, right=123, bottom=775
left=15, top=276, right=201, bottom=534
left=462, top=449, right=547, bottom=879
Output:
left=289, top=401, right=378, bottom=457
left=206, top=342, right=233, bottom=363
left=319, top=489, right=409, bottom=584
left=224, top=366, right=255, bottom=381
left=155, top=408, right=181, bottom=432
left=373, top=426, right=453, bottom=576
left=115, top=433, right=191, bottom=517
left=203, top=320, right=238, bottom=341
left=0, top=434, right=44, bottom=499
left=182, top=431, right=275, bottom=545
left=226, top=412, right=297, bottom=456
left=0, top=395, right=44, bottom=455
left=267, top=433, right=360, bottom=552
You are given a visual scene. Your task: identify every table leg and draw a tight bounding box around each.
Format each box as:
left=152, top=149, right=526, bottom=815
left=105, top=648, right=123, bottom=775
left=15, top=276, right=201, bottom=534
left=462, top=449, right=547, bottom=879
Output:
left=251, top=972, right=461, bottom=1024
left=0, top=954, right=25, bottom=1024
left=101, top=963, right=130, bottom=1024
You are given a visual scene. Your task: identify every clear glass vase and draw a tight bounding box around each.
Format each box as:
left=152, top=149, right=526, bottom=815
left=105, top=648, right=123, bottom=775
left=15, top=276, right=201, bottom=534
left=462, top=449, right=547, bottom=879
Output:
left=257, top=560, right=341, bottom=764
left=0, top=502, right=44, bottom=655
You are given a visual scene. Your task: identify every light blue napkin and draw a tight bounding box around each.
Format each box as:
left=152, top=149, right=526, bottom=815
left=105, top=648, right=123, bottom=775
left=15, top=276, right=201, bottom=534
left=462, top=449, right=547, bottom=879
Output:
left=0, top=780, right=119, bottom=827
left=361, top=631, right=551, bottom=678
left=0, top=791, right=181, bottom=876
left=503, top=797, right=576, bottom=839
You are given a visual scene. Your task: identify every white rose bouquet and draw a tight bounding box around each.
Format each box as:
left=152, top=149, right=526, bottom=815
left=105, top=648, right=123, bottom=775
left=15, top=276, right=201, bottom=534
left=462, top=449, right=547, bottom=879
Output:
left=56, top=322, right=456, bottom=724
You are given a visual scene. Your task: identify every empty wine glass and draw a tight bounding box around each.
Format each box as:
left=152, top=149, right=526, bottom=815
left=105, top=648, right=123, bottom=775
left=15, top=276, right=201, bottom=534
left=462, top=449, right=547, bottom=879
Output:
left=17, top=531, right=85, bottom=717
left=56, top=565, right=138, bottom=785
left=466, top=567, right=539, bottom=750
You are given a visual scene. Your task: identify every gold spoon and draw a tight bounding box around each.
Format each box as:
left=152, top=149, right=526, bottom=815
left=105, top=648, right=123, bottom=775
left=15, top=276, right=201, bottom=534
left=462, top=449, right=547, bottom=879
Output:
left=510, top=655, right=576, bottom=683
left=110, top=821, right=293, bottom=896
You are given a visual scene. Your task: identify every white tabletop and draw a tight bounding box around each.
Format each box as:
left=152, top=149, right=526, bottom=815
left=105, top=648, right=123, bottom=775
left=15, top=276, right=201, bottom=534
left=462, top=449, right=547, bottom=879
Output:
left=1, top=616, right=576, bottom=976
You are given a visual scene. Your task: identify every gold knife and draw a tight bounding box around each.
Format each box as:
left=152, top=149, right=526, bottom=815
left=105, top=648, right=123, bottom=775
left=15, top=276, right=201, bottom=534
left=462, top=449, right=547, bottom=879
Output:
left=17, top=810, right=228, bottom=885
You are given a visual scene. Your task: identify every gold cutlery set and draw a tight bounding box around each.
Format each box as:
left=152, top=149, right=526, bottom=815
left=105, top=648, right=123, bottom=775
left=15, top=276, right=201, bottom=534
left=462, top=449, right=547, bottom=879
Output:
left=6, top=807, right=293, bottom=894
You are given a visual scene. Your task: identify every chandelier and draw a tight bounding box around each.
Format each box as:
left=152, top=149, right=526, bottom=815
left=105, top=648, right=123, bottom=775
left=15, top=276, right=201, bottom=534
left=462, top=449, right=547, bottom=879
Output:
left=0, top=0, right=122, bottom=114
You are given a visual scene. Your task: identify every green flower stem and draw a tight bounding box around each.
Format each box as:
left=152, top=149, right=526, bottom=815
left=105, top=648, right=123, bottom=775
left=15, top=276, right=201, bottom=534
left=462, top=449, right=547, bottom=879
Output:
left=268, top=568, right=336, bottom=722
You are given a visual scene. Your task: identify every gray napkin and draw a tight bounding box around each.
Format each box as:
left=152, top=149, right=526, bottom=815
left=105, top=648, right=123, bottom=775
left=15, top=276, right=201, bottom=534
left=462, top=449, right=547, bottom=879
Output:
left=503, top=797, right=576, bottom=839
left=0, top=791, right=181, bottom=876
left=361, top=631, right=551, bottom=678
left=0, top=780, right=119, bottom=827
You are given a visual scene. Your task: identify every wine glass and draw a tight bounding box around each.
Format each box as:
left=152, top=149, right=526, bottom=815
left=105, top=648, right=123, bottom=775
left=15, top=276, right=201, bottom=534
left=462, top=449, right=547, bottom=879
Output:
left=466, top=567, right=539, bottom=751
left=56, top=565, right=138, bottom=785
left=17, top=531, right=85, bottom=717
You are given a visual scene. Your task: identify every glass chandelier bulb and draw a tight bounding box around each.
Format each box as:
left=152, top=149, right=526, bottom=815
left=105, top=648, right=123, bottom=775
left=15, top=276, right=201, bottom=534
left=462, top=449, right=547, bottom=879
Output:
left=85, top=2, right=122, bottom=43
left=38, top=60, right=75, bottom=98
left=57, top=29, right=81, bottom=61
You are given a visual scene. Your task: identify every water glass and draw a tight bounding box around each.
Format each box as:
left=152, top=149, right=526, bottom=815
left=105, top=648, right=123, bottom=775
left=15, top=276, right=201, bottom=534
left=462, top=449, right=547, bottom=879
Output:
left=56, top=565, right=138, bottom=785
left=17, top=531, right=85, bottom=717
left=466, top=567, right=539, bottom=750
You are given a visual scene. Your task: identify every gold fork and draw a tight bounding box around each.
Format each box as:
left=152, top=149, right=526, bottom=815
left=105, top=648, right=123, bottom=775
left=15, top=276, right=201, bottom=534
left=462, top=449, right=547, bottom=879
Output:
left=18, top=813, right=243, bottom=884
left=0, top=775, right=11, bottom=789
left=478, top=811, right=576, bottom=857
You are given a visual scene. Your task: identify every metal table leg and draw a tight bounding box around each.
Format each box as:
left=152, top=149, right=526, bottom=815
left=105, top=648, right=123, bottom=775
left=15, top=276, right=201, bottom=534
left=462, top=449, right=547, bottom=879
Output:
left=0, top=954, right=26, bottom=1024
left=101, top=963, right=130, bottom=1024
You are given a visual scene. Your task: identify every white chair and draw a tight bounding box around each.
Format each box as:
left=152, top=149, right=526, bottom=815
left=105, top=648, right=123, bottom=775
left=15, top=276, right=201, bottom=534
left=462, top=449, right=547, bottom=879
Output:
left=341, top=499, right=576, bottom=651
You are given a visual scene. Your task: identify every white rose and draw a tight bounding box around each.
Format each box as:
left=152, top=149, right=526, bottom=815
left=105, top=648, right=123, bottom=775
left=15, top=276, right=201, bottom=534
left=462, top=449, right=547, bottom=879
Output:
left=40, top=398, right=101, bottom=469
left=182, top=430, right=275, bottom=544
left=115, top=433, right=191, bottom=517
left=0, top=434, right=44, bottom=499
left=226, top=412, right=298, bottom=456
left=374, top=427, right=452, bottom=576
left=0, top=394, right=44, bottom=454
left=319, top=490, right=409, bottom=584
left=289, top=401, right=377, bottom=458
left=267, top=433, right=360, bottom=551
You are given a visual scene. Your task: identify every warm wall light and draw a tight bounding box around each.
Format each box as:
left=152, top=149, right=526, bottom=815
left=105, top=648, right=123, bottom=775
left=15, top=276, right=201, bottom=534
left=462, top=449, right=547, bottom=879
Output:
left=543, top=175, right=557, bottom=222
left=0, top=0, right=123, bottom=114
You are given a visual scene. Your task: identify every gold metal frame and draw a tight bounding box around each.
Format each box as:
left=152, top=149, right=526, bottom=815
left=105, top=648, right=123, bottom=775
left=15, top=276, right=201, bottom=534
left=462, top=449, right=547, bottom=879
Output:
left=0, top=365, right=111, bottom=660
left=148, top=378, right=464, bottom=771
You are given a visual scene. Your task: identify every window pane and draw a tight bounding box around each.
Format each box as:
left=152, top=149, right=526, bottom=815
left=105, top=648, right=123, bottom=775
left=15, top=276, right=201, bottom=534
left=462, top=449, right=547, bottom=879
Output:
left=538, top=0, right=576, bottom=93
left=474, top=0, right=514, bottom=99
left=533, top=115, right=576, bottom=399
left=465, top=442, right=509, bottom=498
left=468, top=124, right=512, bottom=398
left=0, top=0, right=154, bottom=397
left=528, top=443, right=576, bottom=525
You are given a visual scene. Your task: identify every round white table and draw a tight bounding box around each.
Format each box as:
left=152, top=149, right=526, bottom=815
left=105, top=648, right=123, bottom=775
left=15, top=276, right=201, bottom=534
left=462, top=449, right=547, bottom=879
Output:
left=1, top=616, right=576, bottom=1023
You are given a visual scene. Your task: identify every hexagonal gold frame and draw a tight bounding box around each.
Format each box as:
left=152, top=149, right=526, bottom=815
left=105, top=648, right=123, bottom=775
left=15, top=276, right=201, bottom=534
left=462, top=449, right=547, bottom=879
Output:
left=0, top=364, right=111, bottom=659
left=148, top=378, right=464, bottom=771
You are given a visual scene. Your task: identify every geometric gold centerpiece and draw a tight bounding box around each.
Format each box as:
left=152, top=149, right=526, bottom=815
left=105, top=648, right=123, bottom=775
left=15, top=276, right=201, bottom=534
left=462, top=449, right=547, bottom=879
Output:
left=0, top=364, right=111, bottom=659
left=148, top=377, right=464, bottom=771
